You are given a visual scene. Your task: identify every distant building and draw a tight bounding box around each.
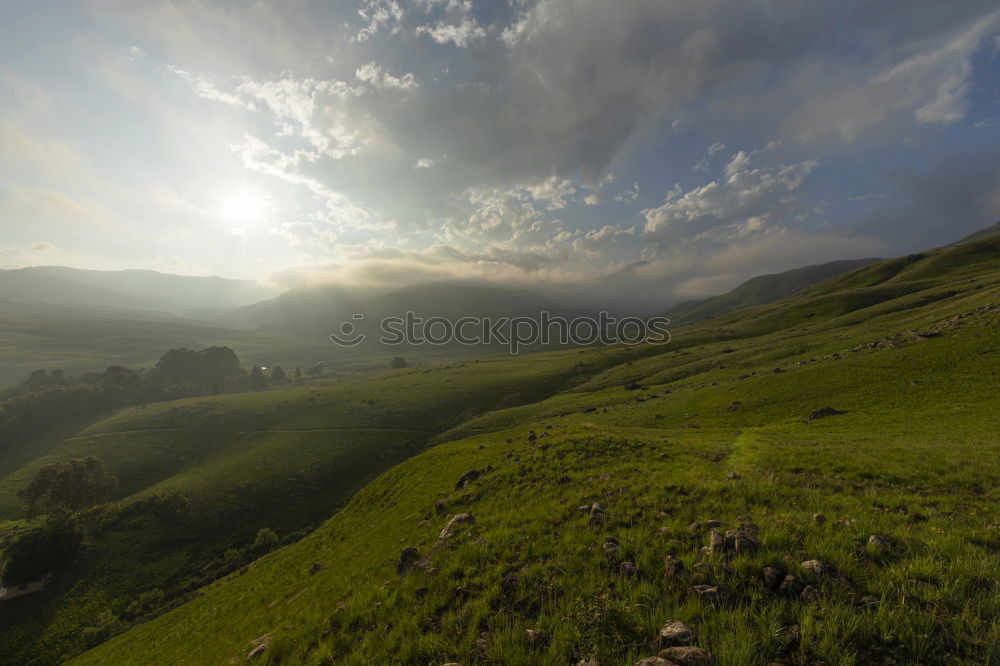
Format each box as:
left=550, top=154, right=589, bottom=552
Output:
left=0, top=573, right=51, bottom=601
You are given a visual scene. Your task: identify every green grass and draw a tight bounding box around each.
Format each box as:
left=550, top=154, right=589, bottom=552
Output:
left=0, top=345, right=643, bottom=664
left=62, top=237, right=1000, bottom=665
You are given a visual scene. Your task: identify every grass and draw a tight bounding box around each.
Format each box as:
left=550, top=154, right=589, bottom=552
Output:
left=59, top=236, right=1000, bottom=665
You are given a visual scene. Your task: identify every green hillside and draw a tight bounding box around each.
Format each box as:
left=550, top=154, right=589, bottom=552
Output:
left=66, top=236, right=1000, bottom=665
left=663, top=258, right=879, bottom=326
left=0, top=345, right=639, bottom=664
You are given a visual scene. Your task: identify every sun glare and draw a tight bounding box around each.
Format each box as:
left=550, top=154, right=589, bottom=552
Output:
left=217, top=190, right=267, bottom=224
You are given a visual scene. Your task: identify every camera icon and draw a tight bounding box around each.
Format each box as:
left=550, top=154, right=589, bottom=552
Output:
left=329, top=314, right=366, bottom=347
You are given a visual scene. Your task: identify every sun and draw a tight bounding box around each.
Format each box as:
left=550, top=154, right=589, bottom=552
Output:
left=216, top=190, right=267, bottom=224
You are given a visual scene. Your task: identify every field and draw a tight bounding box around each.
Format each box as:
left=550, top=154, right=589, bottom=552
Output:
left=55, top=236, right=1000, bottom=665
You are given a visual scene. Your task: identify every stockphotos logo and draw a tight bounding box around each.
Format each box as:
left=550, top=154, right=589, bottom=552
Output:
left=329, top=311, right=670, bottom=355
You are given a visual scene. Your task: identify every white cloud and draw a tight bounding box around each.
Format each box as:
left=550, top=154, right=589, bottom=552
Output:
left=643, top=157, right=818, bottom=236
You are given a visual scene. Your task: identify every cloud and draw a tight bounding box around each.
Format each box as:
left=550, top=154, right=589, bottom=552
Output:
left=853, top=151, right=1000, bottom=250
left=643, top=156, right=819, bottom=238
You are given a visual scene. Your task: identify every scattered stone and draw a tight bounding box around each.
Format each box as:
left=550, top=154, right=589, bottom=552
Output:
left=525, top=629, right=542, bottom=646
left=582, top=406, right=597, bottom=414
left=801, top=559, right=829, bottom=577
left=414, top=586, right=428, bottom=599
left=659, top=620, right=695, bottom=646
left=868, top=534, right=892, bottom=551
left=687, top=522, right=702, bottom=533
left=778, top=624, right=801, bottom=646
left=620, top=561, right=638, bottom=578
left=687, top=583, right=732, bottom=605
left=704, top=520, right=724, bottom=529
left=247, top=634, right=273, bottom=660
left=588, top=503, right=606, bottom=526
left=778, top=574, right=802, bottom=597
left=527, top=432, right=537, bottom=443
left=434, top=499, right=447, bottom=513
left=762, top=566, right=782, bottom=590
left=725, top=471, right=740, bottom=481
left=664, top=555, right=685, bottom=579
left=658, top=646, right=714, bottom=664
left=808, top=406, right=847, bottom=421
left=724, top=522, right=760, bottom=554
left=437, top=513, right=475, bottom=544
left=396, top=547, right=420, bottom=575
left=813, top=513, right=826, bottom=524
left=800, top=585, right=820, bottom=602
left=603, top=536, right=621, bottom=559
left=308, top=563, right=326, bottom=575
left=636, top=658, right=672, bottom=666
left=727, top=401, right=742, bottom=412
left=500, top=573, right=518, bottom=592
left=708, top=531, right=725, bottom=554
left=455, top=469, right=481, bottom=490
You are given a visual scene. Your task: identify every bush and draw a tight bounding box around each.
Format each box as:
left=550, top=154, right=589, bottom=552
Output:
left=2, top=512, right=84, bottom=584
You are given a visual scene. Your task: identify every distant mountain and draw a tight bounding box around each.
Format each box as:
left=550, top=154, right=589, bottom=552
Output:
left=953, top=220, right=1000, bottom=245
left=222, top=282, right=592, bottom=345
left=0, top=266, right=276, bottom=317
left=663, top=258, right=880, bottom=325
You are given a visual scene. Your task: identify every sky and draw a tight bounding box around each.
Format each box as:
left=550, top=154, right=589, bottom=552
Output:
left=0, top=1, right=998, bottom=309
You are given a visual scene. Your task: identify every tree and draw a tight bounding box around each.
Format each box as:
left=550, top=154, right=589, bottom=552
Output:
left=1, top=512, right=84, bottom=584
left=18, top=456, right=119, bottom=517
left=390, top=357, right=408, bottom=369
left=269, top=366, right=287, bottom=383
left=249, top=366, right=268, bottom=390
left=155, top=346, right=241, bottom=386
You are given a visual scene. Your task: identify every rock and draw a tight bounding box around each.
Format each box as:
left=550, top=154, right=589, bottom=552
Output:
left=664, top=555, right=685, bottom=579
left=725, top=471, right=740, bottom=481
left=708, top=531, right=725, bottom=554
left=434, top=499, right=447, bottom=513
left=308, top=563, right=326, bottom=575
left=687, top=583, right=732, bottom=605
left=437, top=513, right=475, bottom=544
left=808, top=406, right=846, bottom=421
left=659, top=620, right=694, bottom=646
left=868, top=534, right=892, bottom=551
left=603, top=536, right=621, bottom=559
left=455, top=469, right=481, bottom=490
left=414, top=586, right=428, bottom=599
left=527, top=432, right=537, bottom=443
left=525, top=629, right=542, bottom=646
left=813, top=513, right=825, bottom=524
left=658, top=646, right=714, bottom=664
left=620, top=561, right=638, bottom=578
left=778, top=574, right=802, bottom=597
left=396, top=547, right=420, bottom=575
left=801, top=559, right=828, bottom=577
left=704, top=520, right=724, bottom=529
left=247, top=634, right=272, bottom=660
left=778, top=623, right=801, bottom=645
left=800, top=585, right=820, bottom=602
left=762, top=566, right=782, bottom=590
left=588, top=503, right=605, bottom=526
left=636, top=658, right=673, bottom=666
left=500, top=573, right=518, bottom=592
left=687, top=522, right=702, bottom=533
left=724, top=522, right=760, bottom=555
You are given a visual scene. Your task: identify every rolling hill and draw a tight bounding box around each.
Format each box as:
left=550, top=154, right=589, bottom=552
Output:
left=42, top=233, right=999, bottom=665
left=663, top=258, right=880, bottom=326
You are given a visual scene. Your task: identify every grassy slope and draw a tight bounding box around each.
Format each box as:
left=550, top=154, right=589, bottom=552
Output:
left=0, top=347, right=639, bottom=664
left=75, top=238, right=1000, bottom=664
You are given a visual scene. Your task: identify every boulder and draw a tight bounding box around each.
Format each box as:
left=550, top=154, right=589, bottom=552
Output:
left=808, top=406, right=846, bottom=421
left=762, top=566, right=782, bottom=590
left=437, top=513, right=475, bottom=544
left=664, top=555, right=685, bottom=579
left=658, top=620, right=694, bottom=646
left=658, top=646, right=714, bottom=665
left=455, top=469, right=481, bottom=490
left=868, top=534, right=891, bottom=551
left=687, top=583, right=732, bottom=605
left=801, top=559, right=829, bottom=577
left=778, top=574, right=802, bottom=597
left=396, top=547, right=420, bottom=575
